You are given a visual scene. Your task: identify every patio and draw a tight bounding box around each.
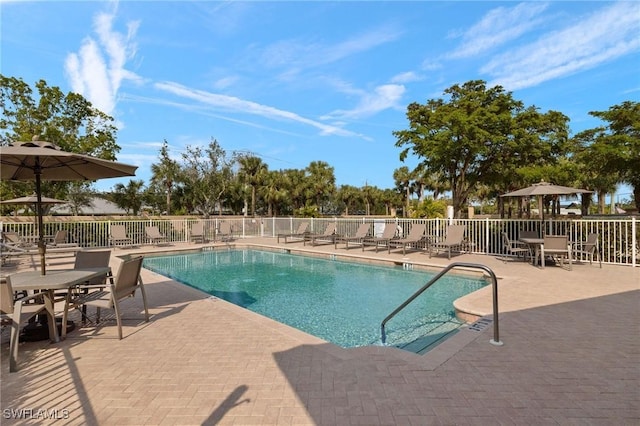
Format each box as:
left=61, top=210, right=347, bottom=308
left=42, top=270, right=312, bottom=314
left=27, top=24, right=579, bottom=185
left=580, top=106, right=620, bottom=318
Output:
left=1, top=238, right=638, bottom=424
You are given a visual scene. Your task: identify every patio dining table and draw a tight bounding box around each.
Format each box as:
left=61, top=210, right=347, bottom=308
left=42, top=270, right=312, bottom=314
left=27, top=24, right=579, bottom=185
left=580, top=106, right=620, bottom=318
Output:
left=519, top=237, right=544, bottom=267
left=9, top=267, right=112, bottom=342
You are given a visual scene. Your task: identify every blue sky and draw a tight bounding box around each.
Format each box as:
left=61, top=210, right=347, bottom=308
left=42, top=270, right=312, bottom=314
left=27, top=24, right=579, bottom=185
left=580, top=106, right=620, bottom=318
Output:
left=2, top=1, right=639, bottom=200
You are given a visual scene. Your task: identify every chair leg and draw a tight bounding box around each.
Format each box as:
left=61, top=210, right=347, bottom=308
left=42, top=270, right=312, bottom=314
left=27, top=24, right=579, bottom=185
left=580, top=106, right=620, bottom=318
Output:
left=139, top=278, right=150, bottom=322
left=113, top=300, right=123, bottom=340
left=9, top=312, right=21, bottom=372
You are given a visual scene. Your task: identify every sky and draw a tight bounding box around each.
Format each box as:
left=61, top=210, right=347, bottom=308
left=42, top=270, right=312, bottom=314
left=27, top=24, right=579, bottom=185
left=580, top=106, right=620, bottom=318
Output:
left=1, top=0, right=639, bottom=201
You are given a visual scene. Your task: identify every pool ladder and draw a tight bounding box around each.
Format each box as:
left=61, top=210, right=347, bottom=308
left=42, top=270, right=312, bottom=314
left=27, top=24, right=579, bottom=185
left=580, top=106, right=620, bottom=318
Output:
left=381, top=262, right=503, bottom=347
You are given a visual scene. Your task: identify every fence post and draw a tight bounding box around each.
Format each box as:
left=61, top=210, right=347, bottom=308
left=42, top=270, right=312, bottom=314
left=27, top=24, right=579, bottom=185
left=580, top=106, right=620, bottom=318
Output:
left=633, top=216, right=637, bottom=268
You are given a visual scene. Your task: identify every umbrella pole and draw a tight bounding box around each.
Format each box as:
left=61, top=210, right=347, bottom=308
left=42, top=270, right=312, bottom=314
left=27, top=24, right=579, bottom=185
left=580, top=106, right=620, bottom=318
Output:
left=35, top=162, right=46, bottom=275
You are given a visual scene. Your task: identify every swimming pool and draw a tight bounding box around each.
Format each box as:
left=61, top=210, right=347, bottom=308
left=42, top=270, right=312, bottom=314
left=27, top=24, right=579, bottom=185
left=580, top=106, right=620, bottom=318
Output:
left=143, top=249, right=487, bottom=349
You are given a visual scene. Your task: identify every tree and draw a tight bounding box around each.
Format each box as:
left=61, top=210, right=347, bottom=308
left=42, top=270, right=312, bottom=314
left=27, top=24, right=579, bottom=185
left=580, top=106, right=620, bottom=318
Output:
left=66, top=182, right=94, bottom=216
left=337, top=185, right=360, bottom=216
left=181, top=138, right=233, bottom=217
left=261, top=170, right=287, bottom=216
left=0, top=75, right=122, bottom=202
left=393, top=166, right=412, bottom=217
left=150, top=140, right=180, bottom=215
left=575, top=101, right=640, bottom=209
left=236, top=154, right=267, bottom=216
left=394, top=80, right=569, bottom=218
left=112, top=180, right=145, bottom=215
left=305, top=161, right=336, bottom=214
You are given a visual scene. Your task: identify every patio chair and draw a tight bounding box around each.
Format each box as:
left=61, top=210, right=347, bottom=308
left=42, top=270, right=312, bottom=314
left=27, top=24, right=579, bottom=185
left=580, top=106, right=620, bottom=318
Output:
left=48, top=229, right=78, bottom=248
left=541, top=235, right=572, bottom=270
left=340, top=223, right=371, bottom=250
left=305, top=223, right=338, bottom=246
left=429, top=225, right=466, bottom=259
left=2, top=231, right=35, bottom=249
left=277, top=222, right=309, bottom=243
left=57, top=250, right=113, bottom=325
left=190, top=221, right=206, bottom=243
left=572, top=233, right=601, bottom=268
left=63, top=256, right=149, bottom=339
left=501, top=232, right=530, bottom=263
left=145, top=226, right=169, bottom=246
left=362, top=223, right=398, bottom=252
left=1, top=275, right=48, bottom=372
left=388, top=223, right=427, bottom=255
left=109, top=224, right=133, bottom=248
left=216, top=221, right=233, bottom=242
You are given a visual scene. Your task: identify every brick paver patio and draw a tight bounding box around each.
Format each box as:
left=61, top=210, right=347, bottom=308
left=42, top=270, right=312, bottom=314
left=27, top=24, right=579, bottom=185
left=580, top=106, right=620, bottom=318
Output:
left=1, top=238, right=638, bottom=425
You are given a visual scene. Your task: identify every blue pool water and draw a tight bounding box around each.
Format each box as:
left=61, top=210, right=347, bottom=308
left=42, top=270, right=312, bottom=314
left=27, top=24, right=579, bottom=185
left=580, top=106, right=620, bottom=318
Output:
left=143, top=249, right=487, bottom=349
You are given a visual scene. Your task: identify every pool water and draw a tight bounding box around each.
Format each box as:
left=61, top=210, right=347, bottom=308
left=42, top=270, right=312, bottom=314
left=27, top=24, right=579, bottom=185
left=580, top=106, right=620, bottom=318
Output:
left=143, top=249, right=487, bottom=349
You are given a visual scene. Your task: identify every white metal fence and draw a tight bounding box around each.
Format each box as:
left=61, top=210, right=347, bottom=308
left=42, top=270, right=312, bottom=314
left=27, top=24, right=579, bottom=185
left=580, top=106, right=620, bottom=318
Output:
left=1, top=216, right=637, bottom=267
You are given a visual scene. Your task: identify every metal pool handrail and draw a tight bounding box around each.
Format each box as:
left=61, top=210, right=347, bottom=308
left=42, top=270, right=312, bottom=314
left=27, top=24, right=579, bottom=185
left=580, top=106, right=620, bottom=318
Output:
left=381, top=262, right=503, bottom=347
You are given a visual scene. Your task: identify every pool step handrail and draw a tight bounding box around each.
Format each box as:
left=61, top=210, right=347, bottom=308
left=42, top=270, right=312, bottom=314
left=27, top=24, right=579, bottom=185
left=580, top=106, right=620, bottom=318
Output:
left=381, top=262, right=503, bottom=347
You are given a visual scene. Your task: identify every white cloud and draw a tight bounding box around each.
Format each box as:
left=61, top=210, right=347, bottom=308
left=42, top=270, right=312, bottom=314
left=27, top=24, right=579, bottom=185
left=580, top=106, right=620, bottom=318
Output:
left=448, top=2, right=550, bottom=59
left=154, top=81, right=368, bottom=139
left=322, top=84, right=406, bottom=120
left=261, top=25, right=402, bottom=71
left=391, top=72, right=423, bottom=84
left=482, top=2, right=640, bottom=90
left=64, top=3, right=140, bottom=116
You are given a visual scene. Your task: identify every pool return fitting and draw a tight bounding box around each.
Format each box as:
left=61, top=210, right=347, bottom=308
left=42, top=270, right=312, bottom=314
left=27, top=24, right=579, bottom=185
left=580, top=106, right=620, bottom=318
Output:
left=381, top=262, right=503, bottom=347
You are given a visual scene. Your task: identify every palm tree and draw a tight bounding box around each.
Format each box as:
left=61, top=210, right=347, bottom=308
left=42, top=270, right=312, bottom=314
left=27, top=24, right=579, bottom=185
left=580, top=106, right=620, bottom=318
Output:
left=306, top=161, right=336, bottom=214
left=237, top=154, right=267, bottom=216
left=393, top=166, right=412, bottom=217
left=150, top=140, right=180, bottom=215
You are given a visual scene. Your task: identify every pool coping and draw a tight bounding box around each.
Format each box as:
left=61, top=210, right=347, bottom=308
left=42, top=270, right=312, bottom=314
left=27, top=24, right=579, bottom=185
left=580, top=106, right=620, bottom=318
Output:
left=132, top=241, right=493, bottom=367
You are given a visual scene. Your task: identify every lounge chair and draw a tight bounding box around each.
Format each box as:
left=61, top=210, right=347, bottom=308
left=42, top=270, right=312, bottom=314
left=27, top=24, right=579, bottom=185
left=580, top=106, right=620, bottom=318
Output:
left=541, top=235, right=572, bottom=270
left=501, top=232, right=530, bottom=263
left=305, top=223, right=338, bottom=246
left=145, top=226, right=169, bottom=246
left=1, top=275, right=48, bottom=372
left=362, top=223, right=398, bottom=252
left=340, top=223, right=371, bottom=250
left=190, top=222, right=206, bottom=243
left=63, top=256, right=149, bottom=339
left=109, top=224, right=133, bottom=248
left=277, top=222, right=309, bottom=243
left=388, top=223, right=427, bottom=255
left=2, top=231, right=35, bottom=249
left=48, top=229, right=78, bottom=248
left=216, top=221, right=233, bottom=242
left=429, top=225, right=465, bottom=259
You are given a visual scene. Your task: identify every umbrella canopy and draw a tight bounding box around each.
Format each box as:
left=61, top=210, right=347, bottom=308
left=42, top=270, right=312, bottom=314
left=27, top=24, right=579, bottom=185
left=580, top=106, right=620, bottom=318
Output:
left=0, top=194, right=67, bottom=205
left=0, top=138, right=137, bottom=274
left=500, top=181, right=592, bottom=197
left=1, top=194, right=67, bottom=228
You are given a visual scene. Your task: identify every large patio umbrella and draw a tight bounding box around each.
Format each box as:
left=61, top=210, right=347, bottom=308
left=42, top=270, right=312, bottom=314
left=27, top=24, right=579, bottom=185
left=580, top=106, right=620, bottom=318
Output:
left=0, top=137, right=137, bottom=274
left=501, top=181, right=592, bottom=219
left=0, top=194, right=67, bottom=233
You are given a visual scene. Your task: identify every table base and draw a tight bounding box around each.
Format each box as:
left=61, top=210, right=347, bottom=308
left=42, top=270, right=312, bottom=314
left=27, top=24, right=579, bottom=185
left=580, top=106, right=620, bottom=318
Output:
left=20, top=318, right=75, bottom=342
